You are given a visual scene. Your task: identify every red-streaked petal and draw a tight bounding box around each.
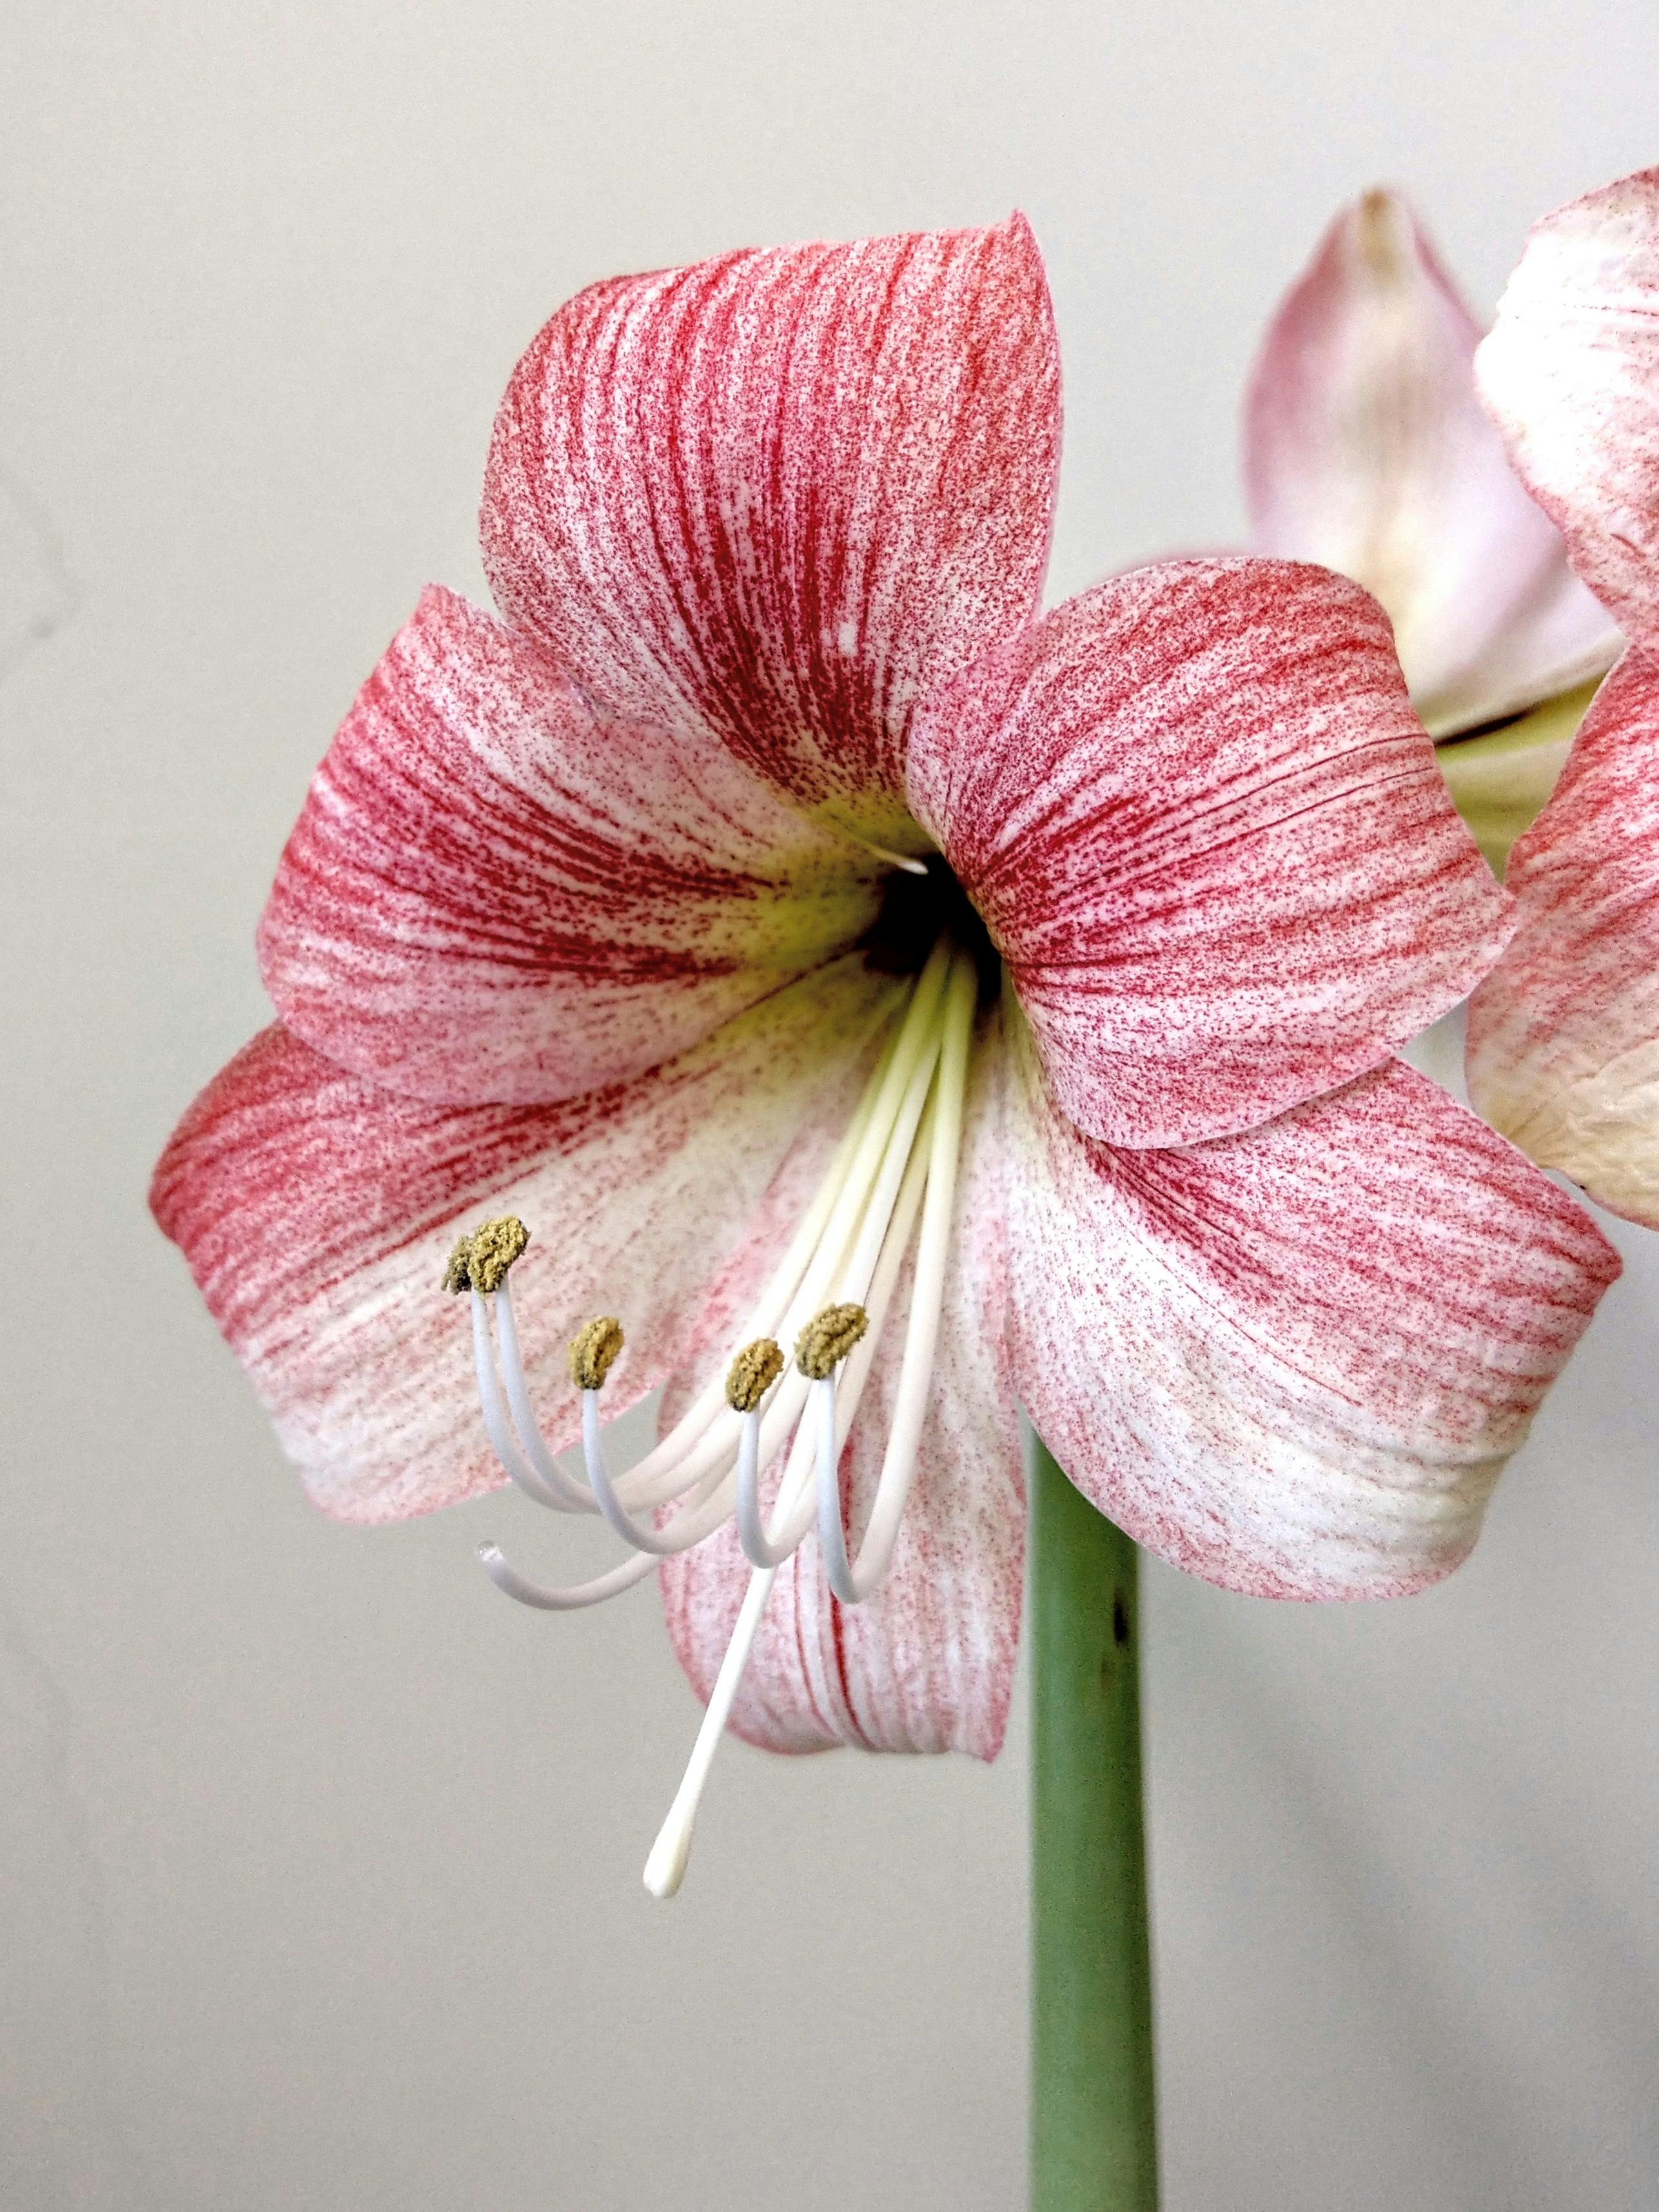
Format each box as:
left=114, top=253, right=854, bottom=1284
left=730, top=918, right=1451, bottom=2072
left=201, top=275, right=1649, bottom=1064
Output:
left=481, top=218, right=1059, bottom=845
left=1467, top=650, right=1659, bottom=1226
left=1476, top=168, right=1659, bottom=652
left=259, top=585, right=883, bottom=1107
left=658, top=1015, right=1022, bottom=1757
left=1005, top=1020, right=1618, bottom=1600
left=909, top=559, right=1513, bottom=1150
left=1246, top=190, right=1618, bottom=734
left=148, top=958, right=900, bottom=1523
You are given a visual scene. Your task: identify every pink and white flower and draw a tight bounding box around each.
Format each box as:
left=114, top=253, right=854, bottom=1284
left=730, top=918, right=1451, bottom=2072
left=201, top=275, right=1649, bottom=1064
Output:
left=1462, top=167, right=1659, bottom=1228
left=1244, top=188, right=1623, bottom=868
left=151, top=217, right=1619, bottom=1886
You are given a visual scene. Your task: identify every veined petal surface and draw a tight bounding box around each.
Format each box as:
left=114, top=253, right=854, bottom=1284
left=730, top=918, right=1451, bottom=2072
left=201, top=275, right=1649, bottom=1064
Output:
left=259, top=586, right=884, bottom=1107
left=1468, top=651, right=1659, bottom=1226
left=149, top=959, right=900, bottom=1522
left=659, top=1017, right=1022, bottom=1757
left=1246, top=190, right=1618, bottom=736
left=482, top=218, right=1059, bottom=845
left=1477, top=168, right=1659, bottom=652
left=909, top=560, right=1513, bottom=1149
left=1005, top=1021, right=1618, bottom=1600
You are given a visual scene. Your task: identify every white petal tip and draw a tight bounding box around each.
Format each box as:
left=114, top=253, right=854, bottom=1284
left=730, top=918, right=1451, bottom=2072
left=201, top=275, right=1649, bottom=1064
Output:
left=642, top=1820, right=692, bottom=1900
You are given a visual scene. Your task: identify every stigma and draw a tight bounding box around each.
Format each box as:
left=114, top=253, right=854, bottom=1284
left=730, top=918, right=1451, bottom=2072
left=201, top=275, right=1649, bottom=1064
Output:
left=455, top=936, right=980, bottom=1896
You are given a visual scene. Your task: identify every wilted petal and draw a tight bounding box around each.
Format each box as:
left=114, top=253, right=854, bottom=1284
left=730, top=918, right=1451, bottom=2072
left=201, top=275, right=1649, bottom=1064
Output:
left=259, top=585, right=884, bottom=1107
left=1005, top=1019, right=1618, bottom=1600
left=659, top=1018, right=1023, bottom=1756
left=482, top=219, right=1059, bottom=846
left=148, top=959, right=899, bottom=1522
left=1477, top=167, right=1659, bottom=652
left=908, top=560, right=1512, bottom=1149
left=1247, top=189, right=1618, bottom=734
left=1468, top=651, right=1659, bottom=1226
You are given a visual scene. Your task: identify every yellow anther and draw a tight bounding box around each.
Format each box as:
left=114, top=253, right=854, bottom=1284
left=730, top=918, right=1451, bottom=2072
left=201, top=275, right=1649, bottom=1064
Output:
left=569, top=1315, right=625, bottom=1392
left=794, top=1304, right=869, bottom=1381
left=440, top=1232, right=477, bottom=1295
left=467, top=1216, right=531, bottom=1294
left=725, top=1338, right=784, bottom=1413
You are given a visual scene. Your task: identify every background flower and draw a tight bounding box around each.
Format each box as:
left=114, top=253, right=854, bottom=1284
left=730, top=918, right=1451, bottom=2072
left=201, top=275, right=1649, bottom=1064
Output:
left=1242, top=187, right=1622, bottom=869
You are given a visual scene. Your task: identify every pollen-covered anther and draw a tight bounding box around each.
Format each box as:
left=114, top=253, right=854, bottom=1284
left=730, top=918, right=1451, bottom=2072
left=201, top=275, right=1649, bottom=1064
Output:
left=569, top=1315, right=624, bottom=1392
left=467, top=1216, right=531, bottom=1294
left=794, top=1303, right=869, bottom=1381
left=440, top=1232, right=476, bottom=1295
left=725, top=1338, right=785, bottom=1413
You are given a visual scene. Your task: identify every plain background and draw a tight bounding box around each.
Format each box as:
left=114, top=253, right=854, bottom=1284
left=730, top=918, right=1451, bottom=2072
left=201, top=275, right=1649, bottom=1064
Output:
left=5, top=4, right=1658, bottom=2207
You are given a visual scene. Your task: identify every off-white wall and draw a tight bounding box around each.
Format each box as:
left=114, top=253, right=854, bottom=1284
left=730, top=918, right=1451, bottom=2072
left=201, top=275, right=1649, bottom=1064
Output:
left=5, top=5, right=1658, bottom=2207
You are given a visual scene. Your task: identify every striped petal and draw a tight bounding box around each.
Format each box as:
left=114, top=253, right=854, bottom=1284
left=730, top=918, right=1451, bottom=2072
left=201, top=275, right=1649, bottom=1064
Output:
left=149, top=958, right=899, bottom=1522
left=1246, top=190, right=1618, bottom=736
left=1476, top=167, right=1659, bottom=652
left=1005, top=1017, right=1618, bottom=1600
left=1468, top=649, right=1659, bottom=1226
left=259, top=585, right=884, bottom=1107
left=658, top=1014, right=1022, bottom=1757
left=481, top=218, right=1059, bottom=848
left=908, top=560, right=1513, bottom=1150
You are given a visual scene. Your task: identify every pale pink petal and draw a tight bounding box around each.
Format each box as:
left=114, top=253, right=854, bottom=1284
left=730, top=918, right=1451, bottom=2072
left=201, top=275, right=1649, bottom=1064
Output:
left=1256, top=188, right=1619, bottom=734
left=1476, top=168, right=1659, bottom=653
left=481, top=218, right=1059, bottom=847
left=1005, top=1019, right=1618, bottom=1600
left=149, top=957, right=900, bottom=1522
left=1467, top=649, right=1659, bottom=1226
left=658, top=1013, right=1023, bottom=1757
left=908, top=560, right=1513, bottom=1150
left=258, top=585, right=885, bottom=1108
left=1247, top=189, right=1619, bottom=734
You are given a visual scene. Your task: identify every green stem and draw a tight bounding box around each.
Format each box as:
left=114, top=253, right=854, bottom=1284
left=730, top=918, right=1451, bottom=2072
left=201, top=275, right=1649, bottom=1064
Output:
left=1030, top=1433, right=1158, bottom=2212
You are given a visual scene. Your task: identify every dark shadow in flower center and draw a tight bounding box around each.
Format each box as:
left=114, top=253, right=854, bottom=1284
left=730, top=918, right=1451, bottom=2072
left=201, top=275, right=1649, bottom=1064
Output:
left=860, top=856, right=999, bottom=1003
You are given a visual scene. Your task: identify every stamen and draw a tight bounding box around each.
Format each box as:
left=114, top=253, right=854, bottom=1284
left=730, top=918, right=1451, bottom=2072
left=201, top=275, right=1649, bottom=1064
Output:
left=795, top=1303, right=869, bottom=1380
left=568, top=1315, right=623, bottom=1391
left=580, top=1387, right=716, bottom=1556
left=818, top=956, right=976, bottom=1605
left=469, top=1289, right=578, bottom=1514
left=494, top=1279, right=599, bottom=1512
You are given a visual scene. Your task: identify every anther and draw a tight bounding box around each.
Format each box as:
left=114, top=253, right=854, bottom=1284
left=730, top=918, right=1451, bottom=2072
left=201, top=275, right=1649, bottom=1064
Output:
left=725, top=1338, right=784, bottom=1413
left=441, top=1233, right=476, bottom=1294
left=569, top=1315, right=624, bottom=1391
left=795, top=1304, right=869, bottom=1380
left=468, top=1216, right=531, bottom=1294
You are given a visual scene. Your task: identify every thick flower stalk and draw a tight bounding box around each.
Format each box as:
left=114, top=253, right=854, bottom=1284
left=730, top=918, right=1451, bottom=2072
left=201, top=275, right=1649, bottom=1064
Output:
left=1244, top=188, right=1622, bottom=869
left=1461, top=166, right=1659, bottom=1228
left=151, top=216, right=1619, bottom=1888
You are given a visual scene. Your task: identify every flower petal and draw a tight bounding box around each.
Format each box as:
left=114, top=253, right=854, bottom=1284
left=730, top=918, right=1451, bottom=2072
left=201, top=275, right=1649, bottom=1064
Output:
left=481, top=218, right=1059, bottom=845
left=258, top=585, right=885, bottom=1108
left=908, top=559, right=1513, bottom=1149
left=1004, top=1017, right=1618, bottom=1600
left=658, top=1014, right=1023, bottom=1756
left=148, top=958, right=900, bottom=1522
left=1467, top=650, right=1659, bottom=1226
left=1246, top=190, right=1618, bottom=735
left=1476, top=168, right=1659, bottom=652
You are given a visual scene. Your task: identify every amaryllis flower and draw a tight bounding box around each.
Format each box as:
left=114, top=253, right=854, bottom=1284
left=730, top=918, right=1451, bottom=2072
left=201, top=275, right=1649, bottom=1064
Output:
left=1459, top=166, right=1659, bottom=1228
left=1244, top=188, right=1623, bottom=869
left=150, top=216, right=1618, bottom=1888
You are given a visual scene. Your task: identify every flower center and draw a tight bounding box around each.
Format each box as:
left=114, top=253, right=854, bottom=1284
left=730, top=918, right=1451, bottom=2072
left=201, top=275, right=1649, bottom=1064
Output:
left=453, top=930, right=983, bottom=1896
left=861, top=854, right=1000, bottom=999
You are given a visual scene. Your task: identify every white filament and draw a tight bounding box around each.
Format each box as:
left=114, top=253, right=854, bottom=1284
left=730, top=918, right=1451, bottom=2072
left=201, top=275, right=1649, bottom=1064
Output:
left=461, top=937, right=981, bottom=1897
